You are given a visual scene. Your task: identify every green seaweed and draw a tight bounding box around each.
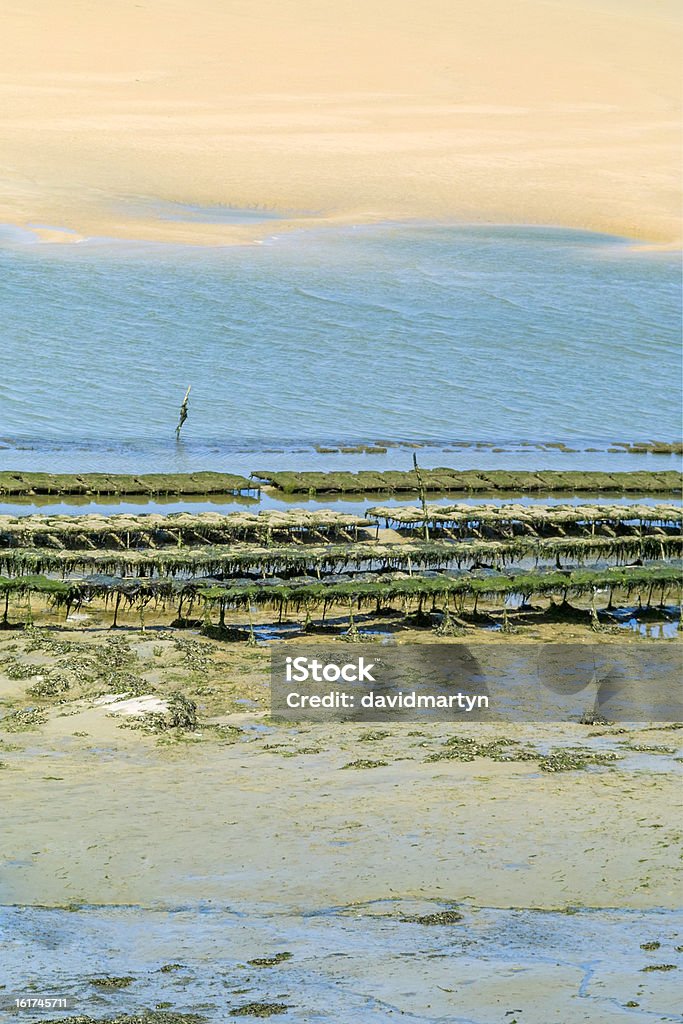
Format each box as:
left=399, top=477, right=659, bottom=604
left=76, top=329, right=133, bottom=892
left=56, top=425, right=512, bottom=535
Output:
left=341, top=759, right=388, bottom=769
left=0, top=471, right=255, bottom=498
left=247, top=951, right=293, bottom=967
left=0, top=563, right=678, bottom=617
left=1, top=707, right=47, bottom=731
left=402, top=909, right=463, bottom=925
left=27, top=672, right=71, bottom=698
left=425, top=736, right=537, bottom=764
left=230, top=1004, right=290, bottom=1018
left=89, top=976, right=135, bottom=988
left=538, top=749, right=621, bottom=772
left=259, top=469, right=682, bottom=496
left=3, top=532, right=678, bottom=579
left=55, top=1014, right=205, bottom=1024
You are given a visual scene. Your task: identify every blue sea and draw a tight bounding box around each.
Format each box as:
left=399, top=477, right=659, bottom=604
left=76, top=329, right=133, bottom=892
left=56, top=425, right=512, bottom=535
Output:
left=0, top=222, right=680, bottom=473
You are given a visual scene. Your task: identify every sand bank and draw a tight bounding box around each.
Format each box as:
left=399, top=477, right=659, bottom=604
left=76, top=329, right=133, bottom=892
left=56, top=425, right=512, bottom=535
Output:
left=0, top=1, right=680, bottom=245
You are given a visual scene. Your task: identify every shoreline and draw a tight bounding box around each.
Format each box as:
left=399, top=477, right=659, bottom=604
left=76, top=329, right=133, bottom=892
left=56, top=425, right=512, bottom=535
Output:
left=2, top=214, right=681, bottom=253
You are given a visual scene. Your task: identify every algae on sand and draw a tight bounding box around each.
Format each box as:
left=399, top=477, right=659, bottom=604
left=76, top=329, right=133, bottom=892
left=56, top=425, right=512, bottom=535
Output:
left=230, top=1004, right=291, bottom=1018
left=56, top=1015, right=206, bottom=1024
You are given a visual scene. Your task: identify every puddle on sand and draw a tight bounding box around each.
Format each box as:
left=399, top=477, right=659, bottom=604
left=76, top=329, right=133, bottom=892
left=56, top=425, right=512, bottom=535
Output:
left=251, top=618, right=395, bottom=645
left=607, top=606, right=680, bottom=639
left=252, top=622, right=303, bottom=644
left=1, top=902, right=682, bottom=1023
left=616, top=619, right=680, bottom=639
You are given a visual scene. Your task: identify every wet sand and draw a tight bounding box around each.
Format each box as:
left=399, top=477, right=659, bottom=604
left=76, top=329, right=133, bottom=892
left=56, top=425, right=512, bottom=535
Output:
left=4, top=703, right=682, bottom=914
left=4, top=902, right=682, bottom=1022
left=1, top=1, right=681, bottom=246
left=1, top=623, right=682, bottom=1020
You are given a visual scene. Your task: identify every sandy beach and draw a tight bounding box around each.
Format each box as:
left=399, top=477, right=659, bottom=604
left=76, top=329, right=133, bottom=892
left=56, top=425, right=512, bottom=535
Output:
left=1, top=0, right=680, bottom=245
left=2, top=623, right=682, bottom=1021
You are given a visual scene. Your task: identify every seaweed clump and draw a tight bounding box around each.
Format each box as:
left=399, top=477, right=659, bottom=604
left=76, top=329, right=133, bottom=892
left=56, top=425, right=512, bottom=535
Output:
left=124, top=693, right=198, bottom=734
left=341, top=759, right=388, bottom=770
left=23, top=625, right=75, bottom=655
left=402, top=909, right=463, bottom=925
left=1, top=707, right=47, bottom=731
left=247, top=951, right=293, bottom=967
left=433, top=608, right=468, bottom=637
left=3, top=659, right=44, bottom=680
left=90, top=976, right=135, bottom=989
left=165, top=693, right=198, bottom=730
left=173, top=637, right=213, bottom=673
left=538, top=749, right=621, bottom=772
left=56, top=1014, right=205, bottom=1024
left=27, top=671, right=71, bottom=698
left=425, top=736, right=536, bottom=764
left=230, top=1004, right=290, bottom=1018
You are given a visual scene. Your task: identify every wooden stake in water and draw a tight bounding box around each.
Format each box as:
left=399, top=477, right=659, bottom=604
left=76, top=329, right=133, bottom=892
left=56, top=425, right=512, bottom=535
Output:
left=175, top=385, right=191, bottom=439
left=412, top=452, right=430, bottom=541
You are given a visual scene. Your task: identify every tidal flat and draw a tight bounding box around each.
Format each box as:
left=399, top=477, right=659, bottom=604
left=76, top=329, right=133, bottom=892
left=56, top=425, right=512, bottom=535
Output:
left=1, top=0, right=679, bottom=1010
left=1, top=620, right=682, bottom=1023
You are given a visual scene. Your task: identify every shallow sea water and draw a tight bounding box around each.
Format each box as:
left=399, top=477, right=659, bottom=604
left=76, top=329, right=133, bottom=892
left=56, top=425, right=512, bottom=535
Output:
left=0, top=223, right=680, bottom=458
left=2, top=902, right=682, bottom=1023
